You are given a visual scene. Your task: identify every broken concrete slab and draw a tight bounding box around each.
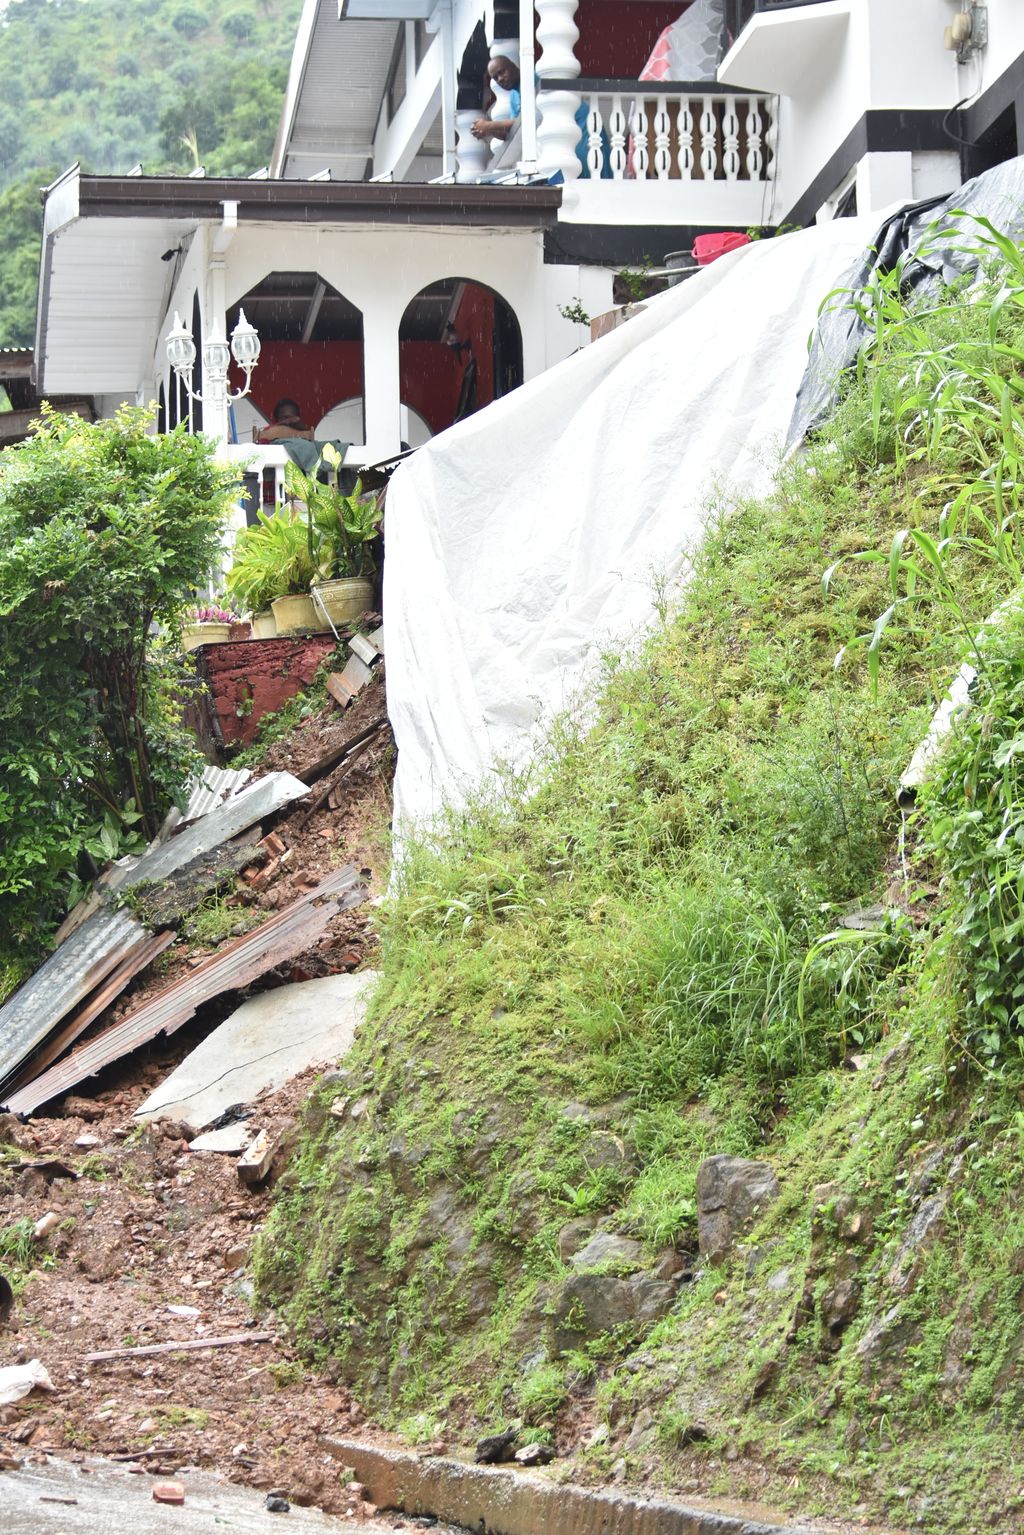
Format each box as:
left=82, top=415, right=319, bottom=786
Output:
left=188, top=1124, right=252, bottom=1154
left=136, top=971, right=378, bottom=1131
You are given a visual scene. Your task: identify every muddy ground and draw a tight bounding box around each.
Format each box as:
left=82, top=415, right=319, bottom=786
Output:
left=0, top=672, right=396, bottom=1513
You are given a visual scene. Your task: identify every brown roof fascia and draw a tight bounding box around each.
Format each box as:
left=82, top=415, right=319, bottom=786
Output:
left=75, top=175, right=562, bottom=229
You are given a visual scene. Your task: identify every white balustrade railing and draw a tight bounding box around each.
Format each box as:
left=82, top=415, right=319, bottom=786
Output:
left=543, top=81, right=776, bottom=185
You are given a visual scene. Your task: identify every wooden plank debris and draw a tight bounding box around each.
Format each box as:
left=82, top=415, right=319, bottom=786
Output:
left=302, top=714, right=387, bottom=784
left=300, top=729, right=384, bottom=826
left=83, top=1331, right=275, bottom=1363
left=3, top=868, right=366, bottom=1117
left=237, top=1129, right=276, bottom=1185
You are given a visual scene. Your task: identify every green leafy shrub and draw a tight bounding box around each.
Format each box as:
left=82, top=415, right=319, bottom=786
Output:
left=226, top=505, right=313, bottom=611
left=0, top=405, right=238, bottom=953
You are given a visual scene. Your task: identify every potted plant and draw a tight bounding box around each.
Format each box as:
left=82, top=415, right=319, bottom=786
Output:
left=285, top=445, right=380, bottom=630
left=225, top=508, right=317, bottom=636
left=181, top=601, right=239, bottom=651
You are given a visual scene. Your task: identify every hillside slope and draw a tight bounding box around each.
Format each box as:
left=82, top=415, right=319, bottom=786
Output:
left=257, top=249, right=1024, bottom=1533
left=0, top=0, right=302, bottom=345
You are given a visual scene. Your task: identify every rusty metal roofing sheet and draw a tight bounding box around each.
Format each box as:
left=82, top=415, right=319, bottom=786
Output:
left=4, top=868, right=366, bottom=1116
left=0, top=908, right=148, bottom=1095
left=120, top=771, right=307, bottom=890
left=158, top=765, right=253, bottom=840
left=4, top=929, right=176, bottom=1096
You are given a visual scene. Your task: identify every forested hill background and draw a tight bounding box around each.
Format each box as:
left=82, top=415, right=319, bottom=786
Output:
left=0, top=0, right=303, bottom=346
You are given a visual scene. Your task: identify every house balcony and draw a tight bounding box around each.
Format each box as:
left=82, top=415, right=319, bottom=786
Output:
left=456, top=78, right=777, bottom=228
left=719, top=0, right=851, bottom=95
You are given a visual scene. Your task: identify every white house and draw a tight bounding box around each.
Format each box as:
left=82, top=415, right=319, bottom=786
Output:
left=31, top=0, right=1024, bottom=496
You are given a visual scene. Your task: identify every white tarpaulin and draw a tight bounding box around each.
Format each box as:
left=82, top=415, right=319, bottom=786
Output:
left=385, top=214, right=881, bottom=836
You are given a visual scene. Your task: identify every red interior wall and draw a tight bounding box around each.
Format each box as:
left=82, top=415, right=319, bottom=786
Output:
left=399, top=342, right=463, bottom=436
left=451, top=285, right=495, bottom=403
left=399, top=284, right=499, bottom=436
left=232, top=341, right=364, bottom=429
left=574, top=0, right=689, bottom=75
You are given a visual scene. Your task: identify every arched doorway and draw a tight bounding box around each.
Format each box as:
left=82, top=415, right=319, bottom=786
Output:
left=398, top=278, right=523, bottom=438
left=227, top=271, right=365, bottom=443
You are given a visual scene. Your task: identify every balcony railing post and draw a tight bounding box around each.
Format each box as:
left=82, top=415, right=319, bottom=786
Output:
left=455, top=109, right=489, bottom=182
left=536, top=0, right=582, bottom=183
left=745, top=98, right=763, bottom=179
left=678, top=99, right=694, bottom=179
left=653, top=102, right=671, bottom=182
left=608, top=94, right=627, bottom=180
left=699, top=97, right=718, bottom=180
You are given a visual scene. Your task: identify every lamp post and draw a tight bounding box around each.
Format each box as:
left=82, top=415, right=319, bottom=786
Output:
left=165, top=308, right=260, bottom=442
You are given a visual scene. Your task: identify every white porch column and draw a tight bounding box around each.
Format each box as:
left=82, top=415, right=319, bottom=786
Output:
left=362, top=303, right=402, bottom=463
left=518, top=0, right=538, bottom=171
left=437, top=0, right=456, bottom=178
left=536, top=0, right=581, bottom=183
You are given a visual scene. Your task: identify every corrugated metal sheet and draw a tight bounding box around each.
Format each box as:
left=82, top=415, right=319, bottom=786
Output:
left=3, top=930, right=175, bottom=1095
left=119, top=771, right=307, bottom=891
left=4, top=868, right=366, bottom=1116
left=0, top=909, right=147, bottom=1093
left=158, top=765, right=253, bottom=840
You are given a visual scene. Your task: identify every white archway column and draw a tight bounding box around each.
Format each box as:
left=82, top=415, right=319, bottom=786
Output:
left=362, top=303, right=402, bottom=462
left=536, top=0, right=581, bottom=183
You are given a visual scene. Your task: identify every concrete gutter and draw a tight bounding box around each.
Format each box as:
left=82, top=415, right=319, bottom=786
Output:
left=324, top=1439, right=820, bottom=1535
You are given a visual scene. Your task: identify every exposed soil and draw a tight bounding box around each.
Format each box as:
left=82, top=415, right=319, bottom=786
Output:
left=0, top=1065, right=373, bottom=1513
left=0, top=668, right=397, bottom=1514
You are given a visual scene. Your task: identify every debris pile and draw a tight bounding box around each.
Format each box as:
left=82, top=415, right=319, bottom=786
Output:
left=0, top=631, right=390, bottom=1122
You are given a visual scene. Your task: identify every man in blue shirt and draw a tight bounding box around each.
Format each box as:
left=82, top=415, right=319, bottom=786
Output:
left=471, top=55, right=609, bottom=179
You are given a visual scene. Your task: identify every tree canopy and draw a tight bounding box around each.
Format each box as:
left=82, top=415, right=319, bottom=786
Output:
left=0, top=0, right=302, bottom=345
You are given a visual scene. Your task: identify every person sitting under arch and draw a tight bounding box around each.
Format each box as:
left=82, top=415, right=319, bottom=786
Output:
left=258, top=398, right=314, bottom=444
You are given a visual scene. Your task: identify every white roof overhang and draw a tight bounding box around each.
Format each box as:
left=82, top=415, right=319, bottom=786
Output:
left=36, top=169, right=195, bottom=395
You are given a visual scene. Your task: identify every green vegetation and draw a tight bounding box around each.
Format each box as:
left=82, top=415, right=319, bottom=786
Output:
left=0, top=0, right=301, bottom=345
left=254, top=233, right=1024, bottom=1532
left=0, top=405, right=238, bottom=958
